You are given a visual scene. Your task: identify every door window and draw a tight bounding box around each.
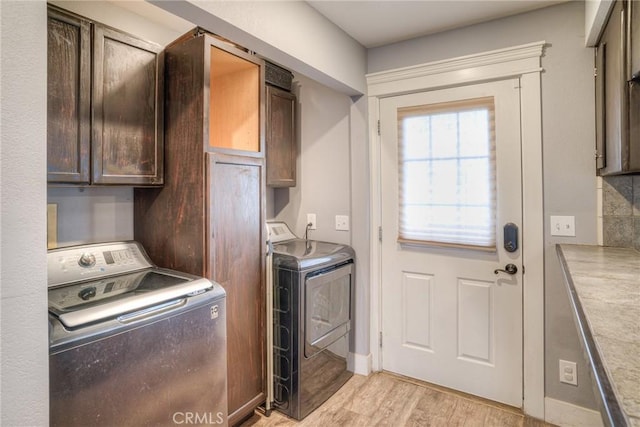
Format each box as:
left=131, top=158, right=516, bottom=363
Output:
left=397, top=97, right=496, bottom=249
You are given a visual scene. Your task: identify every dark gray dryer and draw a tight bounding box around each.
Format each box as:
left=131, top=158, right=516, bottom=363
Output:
left=267, top=222, right=355, bottom=420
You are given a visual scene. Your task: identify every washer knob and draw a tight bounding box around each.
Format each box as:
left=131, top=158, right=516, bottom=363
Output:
left=78, top=252, right=96, bottom=268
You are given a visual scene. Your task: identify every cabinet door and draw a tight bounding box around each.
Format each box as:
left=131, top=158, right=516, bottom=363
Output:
left=266, top=85, right=297, bottom=187
left=47, top=7, right=91, bottom=184
left=92, top=25, right=164, bottom=185
left=628, top=0, right=640, bottom=170
left=596, top=1, right=627, bottom=175
left=628, top=0, right=639, bottom=77
left=208, top=153, right=265, bottom=426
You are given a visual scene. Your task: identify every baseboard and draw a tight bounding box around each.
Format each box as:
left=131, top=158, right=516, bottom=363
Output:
left=349, top=352, right=372, bottom=376
left=544, top=397, right=603, bottom=427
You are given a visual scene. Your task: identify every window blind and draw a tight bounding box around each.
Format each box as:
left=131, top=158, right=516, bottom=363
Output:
left=397, top=96, right=496, bottom=250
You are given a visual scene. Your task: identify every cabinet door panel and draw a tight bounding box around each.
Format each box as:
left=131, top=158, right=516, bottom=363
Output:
left=92, top=25, right=164, bottom=185
left=208, top=154, right=265, bottom=425
left=597, top=1, right=626, bottom=175
left=266, top=86, right=297, bottom=187
left=629, top=0, right=639, bottom=77
left=47, top=8, right=91, bottom=184
left=597, top=0, right=640, bottom=174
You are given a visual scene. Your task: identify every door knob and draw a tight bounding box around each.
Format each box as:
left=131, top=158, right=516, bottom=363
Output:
left=494, top=264, right=518, bottom=275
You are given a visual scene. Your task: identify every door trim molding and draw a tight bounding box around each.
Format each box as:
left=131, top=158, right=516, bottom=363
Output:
left=366, top=41, right=546, bottom=419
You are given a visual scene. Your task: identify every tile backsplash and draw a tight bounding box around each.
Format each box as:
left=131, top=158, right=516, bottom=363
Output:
left=602, top=175, right=640, bottom=250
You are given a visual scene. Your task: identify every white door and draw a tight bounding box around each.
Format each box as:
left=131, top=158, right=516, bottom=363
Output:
left=380, top=79, right=523, bottom=407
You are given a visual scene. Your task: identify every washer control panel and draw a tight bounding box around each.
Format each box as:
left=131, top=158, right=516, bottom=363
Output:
left=48, top=241, right=153, bottom=288
left=267, top=221, right=297, bottom=243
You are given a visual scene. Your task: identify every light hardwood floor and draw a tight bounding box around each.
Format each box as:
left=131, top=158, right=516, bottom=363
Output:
left=240, top=372, right=554, bottom=427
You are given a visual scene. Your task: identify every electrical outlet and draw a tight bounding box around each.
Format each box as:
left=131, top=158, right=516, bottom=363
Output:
left=550, top=215, right=576, bottom=237
left=335, top=215, right=349, bottom=231
left=559, top=359, right=578, bottom=386
left=306, top=213, right=317, bottom=230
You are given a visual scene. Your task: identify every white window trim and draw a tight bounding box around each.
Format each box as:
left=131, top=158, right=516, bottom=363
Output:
left=366, top=41, right=546, bottom=419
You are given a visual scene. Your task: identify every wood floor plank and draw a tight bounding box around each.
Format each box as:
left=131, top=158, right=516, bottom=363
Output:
left=240, top=372, right=555, bottom=427
left=342, top=372, right=394, bottom=417
left=407, top=387, right=460, bottom=426
left=371, top=378, right=422, bottom=426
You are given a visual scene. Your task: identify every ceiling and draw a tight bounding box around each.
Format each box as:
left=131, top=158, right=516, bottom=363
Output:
left=307, top=0, right=570, bottom=48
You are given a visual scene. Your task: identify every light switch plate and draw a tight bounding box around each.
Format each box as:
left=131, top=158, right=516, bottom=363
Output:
left=550, top=215, right=575, bottom=237
left=335, top=215, right=349, bottom=231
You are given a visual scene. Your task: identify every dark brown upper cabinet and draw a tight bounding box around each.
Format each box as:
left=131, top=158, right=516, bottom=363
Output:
left=595, top=0, right=640, bottom=175
left=266, top=85, right=297, bottom=187
left=47, top=7, right=91, bottom=184
left=92, top=25, right=164, bottom=185
left=47, top=6, right=164, bottom=186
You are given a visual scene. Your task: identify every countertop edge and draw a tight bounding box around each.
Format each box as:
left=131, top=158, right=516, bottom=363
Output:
left=556, top=244, right=630, bottom=427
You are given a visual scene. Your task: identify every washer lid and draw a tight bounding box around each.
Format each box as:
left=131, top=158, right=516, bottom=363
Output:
left=273, top=239, right=355, bottom=270
left=48, top=269, right=215, bottom=329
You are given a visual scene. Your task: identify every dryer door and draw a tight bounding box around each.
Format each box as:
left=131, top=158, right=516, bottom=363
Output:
left=304, top=263, right=352, bottom=357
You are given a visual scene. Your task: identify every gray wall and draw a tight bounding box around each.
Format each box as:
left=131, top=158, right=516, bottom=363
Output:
left=348, top=94, right=371, bottom=360
left=266, top=74, right=371, bottom=357
left=368, top=1, right=599, bottom=409
left=0, top=1, right=49, bottom=425
left=272, top=74, right=352, bottom=245
left=48, top=188, right=134, bottom=248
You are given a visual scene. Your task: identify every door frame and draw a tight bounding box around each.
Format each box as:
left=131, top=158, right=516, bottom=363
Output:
left=366, top=41, right=546, bottom=419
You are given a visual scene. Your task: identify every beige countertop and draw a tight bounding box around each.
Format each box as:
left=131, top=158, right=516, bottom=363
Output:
left=557, top=244, right=640, bottom=427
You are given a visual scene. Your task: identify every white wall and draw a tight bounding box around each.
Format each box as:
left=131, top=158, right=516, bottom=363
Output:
left=368, top=1, right=599, bottom=410
left=151, top=0, right=367, bottom=96
left=51, top=0, right=193, bottom=46
left=0, top=1, right=49, bottom=425
left=584, top=0, right=614, bottom=46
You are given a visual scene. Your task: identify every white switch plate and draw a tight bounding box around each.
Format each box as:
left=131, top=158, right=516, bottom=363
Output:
left=550, top=215, right=575, bottom=236
left=306, top=213, right=317, bottom=230
left=559, top=359, right=578, bottom=386
left=335, top=215, right=349, bottom=231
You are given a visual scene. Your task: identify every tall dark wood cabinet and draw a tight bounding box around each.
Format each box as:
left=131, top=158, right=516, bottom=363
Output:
left=134, top=31, right=266, bottom=426
left=47, top=6, right=164, bottom=186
